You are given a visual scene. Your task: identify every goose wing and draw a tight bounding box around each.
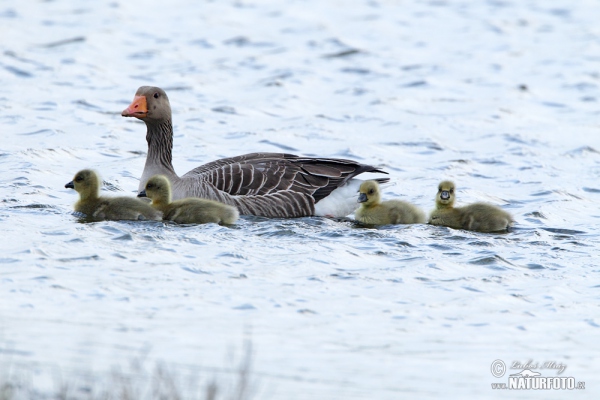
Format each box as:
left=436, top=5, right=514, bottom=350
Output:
left=180, top=152, right=388, bottom=200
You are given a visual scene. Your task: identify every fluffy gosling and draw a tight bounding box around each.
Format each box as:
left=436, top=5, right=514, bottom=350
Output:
left=355, top=180, right=426, bottom=225
left=139, top=175, right=239, bottom=224
left=428, top=180, right=514, bottom=232
left=65, top=169, right=162, bottom=221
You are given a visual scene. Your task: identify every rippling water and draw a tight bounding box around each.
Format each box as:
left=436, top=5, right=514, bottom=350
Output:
left=1, top=0, right=599, bottom=398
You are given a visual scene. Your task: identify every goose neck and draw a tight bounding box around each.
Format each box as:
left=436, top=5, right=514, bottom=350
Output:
left=145, top=119, right=176, bottom=174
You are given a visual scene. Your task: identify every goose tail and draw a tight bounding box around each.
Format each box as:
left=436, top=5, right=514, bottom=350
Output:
left=314, top=178, right=391, bottom=218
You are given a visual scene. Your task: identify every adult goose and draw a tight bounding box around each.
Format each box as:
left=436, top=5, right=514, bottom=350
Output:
left=65, top=169, right=163, bottom=221
left=428, top=180, right=514, bottom=232
left=139, top=175, right=239, bottom=225
left=121, top=86, right=388, bottom=218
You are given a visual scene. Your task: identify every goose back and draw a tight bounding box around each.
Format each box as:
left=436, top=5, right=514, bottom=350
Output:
left=92, top=197, right=163, bottom=221
left=163, top=198, right=239, bottom=224
left=172, top=153, right=388, bottom=218
left=428, top=208, right=463, bottom=229
left=356, top=200, right=426, bottom=225
left=459, top=203, right=513, bottom=232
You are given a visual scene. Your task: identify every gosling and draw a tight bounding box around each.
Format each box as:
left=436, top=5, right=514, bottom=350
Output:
left=355, top=180, right=426, bottom=225
left=65, top=169, right=162, bottom=221
left=429, top=180, right=514, bottom=232
left=139, top=175, right=239, bottom=225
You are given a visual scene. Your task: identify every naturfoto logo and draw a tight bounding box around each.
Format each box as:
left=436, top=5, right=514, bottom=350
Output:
left=490, top=360, right=585, bottom=391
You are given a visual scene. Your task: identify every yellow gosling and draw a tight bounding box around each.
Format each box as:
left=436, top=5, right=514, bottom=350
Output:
left=355, top=180, right=426, bottom=225
left=140, top=175, right=239, bottom=224
left=65, top=169, right=162, bottom=221
left=429, top=180, right=514, bottom=232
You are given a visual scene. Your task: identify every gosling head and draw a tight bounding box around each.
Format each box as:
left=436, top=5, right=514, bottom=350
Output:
left=65, top=169, right=100, bottom=199
left=436, top=180, right=456, bottom=208
left=138, top=175, right=172, bottom=204
left=121, top=86, right=172, bottom=123
left=357, top=180, right=381, bottom=207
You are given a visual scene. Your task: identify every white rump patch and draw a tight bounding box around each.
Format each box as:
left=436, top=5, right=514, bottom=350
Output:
left=314, top=177, right=394, bottom=217
left=314, top=179, right=363, bottom=217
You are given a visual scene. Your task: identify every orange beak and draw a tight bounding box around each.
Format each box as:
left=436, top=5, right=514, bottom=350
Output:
left=121, top=95, right=148, bottom=118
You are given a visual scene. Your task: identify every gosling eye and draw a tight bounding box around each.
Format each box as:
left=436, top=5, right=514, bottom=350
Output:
left=450, top=189, right=454, bottom=194
left=153, top=92, right=160, bottom=99
left=147, top=183, right=154, bottom=189
left=75, top=176, right=83, bottom=182
left=368, top=189, right=374, bottom=194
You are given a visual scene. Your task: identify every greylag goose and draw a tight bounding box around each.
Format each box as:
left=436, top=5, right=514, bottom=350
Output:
left=139, top=175, right=239, bottom=224
left=121, top=86, right=388, bottom=218
left=355, top=180, right=426, bottom=225
left=65, top=169, right=162, bottom=221
left=428, top=180, right=514, bottom=232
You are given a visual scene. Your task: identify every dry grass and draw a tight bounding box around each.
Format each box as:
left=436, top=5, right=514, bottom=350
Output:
left=0, top=340, right=255, bottom=400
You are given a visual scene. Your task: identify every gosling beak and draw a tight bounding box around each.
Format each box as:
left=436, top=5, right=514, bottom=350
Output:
left=440, top=190, right=450, bottom=201
left=65, top=181, right=74, bottom=189
left=137, top=190, right=147, bottom=198
left=121, top=95, right=148, bottom=118
left=357, top=193, right=368, bottom=203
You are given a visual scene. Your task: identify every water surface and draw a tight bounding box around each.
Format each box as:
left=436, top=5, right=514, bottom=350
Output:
left=1, top=0, right=599, bottom=398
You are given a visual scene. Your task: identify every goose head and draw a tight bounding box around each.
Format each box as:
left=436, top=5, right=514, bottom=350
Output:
left=357, top=180, right=381, bottom=206
left=138, top=174, right=172, bottom=204
left=436, top=180, right=456, bottom=207
left=121, top=86, right=171, bottom=123
left=65, top=169, right=100, bottom=200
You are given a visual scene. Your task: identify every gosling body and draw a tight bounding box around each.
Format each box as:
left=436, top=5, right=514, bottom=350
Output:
left=429, top=180, right=513, bottom=232
left=355, top=180, right=426, bottom=225
left=65, top=169, right=162, bottom=221
left=140, top=175, right=239, bottom=224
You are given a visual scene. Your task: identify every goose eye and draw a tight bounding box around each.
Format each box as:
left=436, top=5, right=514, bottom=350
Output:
left=368, top=189, right=374, bottom=194
left=450, top=189, right=454, bottom=194
left=75, top=177, right=83, bottom=182
left=153, top=92, right=160, bottom=99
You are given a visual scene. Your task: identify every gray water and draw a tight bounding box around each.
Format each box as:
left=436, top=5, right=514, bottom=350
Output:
left=1, top=0, right=599, bottom=398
